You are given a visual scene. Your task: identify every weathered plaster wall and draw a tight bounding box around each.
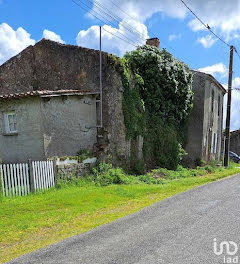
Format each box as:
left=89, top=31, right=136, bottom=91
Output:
left=41, top=95, right=97, bottom=158
left=0, top=97, right=45, bottom=163
left=0, top=95, right=98, bottom=163
left=0, top=39, right=130, bottom=165
left=184, top=73, right=205, bottom=166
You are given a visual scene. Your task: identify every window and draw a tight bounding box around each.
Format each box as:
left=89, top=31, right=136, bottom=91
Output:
left=211, top=90, right=215, bottom=113
left=211, top=133, right=215, bottom=153
left=4, top=112, right=17, bottom=134
left=218, top=95, right=221, bottom=116
left=214, top=133, right=218, bottom=154
left=211, top=133, right=218, bottom=154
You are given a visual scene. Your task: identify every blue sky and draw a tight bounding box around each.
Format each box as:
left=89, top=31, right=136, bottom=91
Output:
left=1, top=0, right=240, bottom=130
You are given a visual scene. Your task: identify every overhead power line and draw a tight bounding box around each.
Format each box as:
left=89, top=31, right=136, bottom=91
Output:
left=76, top=0, right=145, bottom=46
left=179, top=0, right=231, bottom=48
left=72, top=0, right=203, bottom=69
left=76, top=0, right=142, bottom=46
left=93, top=0, right=147, bottom=43
left=72, top=0, right=139, bottom=47
left=234, top=47, right=240, bottom=61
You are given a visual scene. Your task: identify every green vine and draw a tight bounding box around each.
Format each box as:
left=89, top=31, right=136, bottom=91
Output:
left=108, top=47, right=193, bottom=170
left=108, top=55, right=146, bottom=140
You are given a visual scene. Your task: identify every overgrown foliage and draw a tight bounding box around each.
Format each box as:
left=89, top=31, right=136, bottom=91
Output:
left=112, top=45, right=193, bottom=170
left=143, top=118, right=187, bottom=169
left=56, top=162, right=232, bottom=188
left=125, top=46, right=193, bottom=123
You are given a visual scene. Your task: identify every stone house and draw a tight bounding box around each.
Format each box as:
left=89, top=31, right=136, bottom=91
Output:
left=229, top=130, right=240, bottom=156
left=0, top=90, right=98, bottom=163
left=184, top=70, right=226, bottom=166
left=0, top=39, right=130, bottom=164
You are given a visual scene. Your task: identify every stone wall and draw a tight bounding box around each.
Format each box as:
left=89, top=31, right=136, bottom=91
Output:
left=57, top=163, right=91, bottom=180
left=0, top=39, right=130, bottom=165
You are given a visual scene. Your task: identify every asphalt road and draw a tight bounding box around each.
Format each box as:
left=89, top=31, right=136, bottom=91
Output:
left=7, top=174, right=240, bottom=264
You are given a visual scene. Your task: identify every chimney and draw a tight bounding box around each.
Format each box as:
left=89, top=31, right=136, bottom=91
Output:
left=146, top=38, right=160, bottom=48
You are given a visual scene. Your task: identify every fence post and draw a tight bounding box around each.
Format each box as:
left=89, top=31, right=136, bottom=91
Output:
left=53, top=157, right=57, bottom=186
left=28, top=159, right=35, bottom=194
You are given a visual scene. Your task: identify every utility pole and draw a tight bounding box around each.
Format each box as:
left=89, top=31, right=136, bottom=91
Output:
left=99, top=26, right=103, bottom=128
left=224, top=45, right=234, bottom=167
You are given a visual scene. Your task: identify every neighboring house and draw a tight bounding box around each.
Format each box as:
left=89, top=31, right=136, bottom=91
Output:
left=184, top=70, right=227, bottom=166
left=229, top=130, right=240, bottom=156
left=0, top=39, right=130, bottom=164
left=0, top=90, right=98, bottom=163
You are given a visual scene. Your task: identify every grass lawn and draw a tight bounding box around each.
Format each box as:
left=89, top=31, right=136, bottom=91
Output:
left=0, top=166, right=240, bottom=263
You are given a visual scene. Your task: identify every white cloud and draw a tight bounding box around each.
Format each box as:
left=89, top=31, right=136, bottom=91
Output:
left=198, top=63, right=228, bottom=78
left=42, top=29, right=65, bottom=44
left=0, top=23, right=35, bottom=65
left=75, top=0, right=240, bottom=55
left=92, top=0, right=240, bottom=42
left=76, top=19, right=148, bottom=57
left=233, top=77, right=240, bottom=89
left=92, top=0, right=186, bottom=23
left=168, top=34, right=181, bottom=42
left=197, top=35, right=217, bottom=48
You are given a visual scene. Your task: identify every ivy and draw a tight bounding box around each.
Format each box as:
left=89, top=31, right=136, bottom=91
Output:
left=108, top=55, right=146, bottom=140
left=108, top=46, right=193, bottom=170
left=124, top=45, right=193, bottom=126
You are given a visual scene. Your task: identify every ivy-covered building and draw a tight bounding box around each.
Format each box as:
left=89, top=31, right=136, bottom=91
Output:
left=184, top=71, right=226, bottom=166
left=0, top=38, right=226, bottom=169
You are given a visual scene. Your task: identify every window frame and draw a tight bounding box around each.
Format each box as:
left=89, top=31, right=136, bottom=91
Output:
left=4, top=111, right=18, bottom=135
left=211, top=89, right=215, bottom=113
left=218, top=95, right=221, bottom=117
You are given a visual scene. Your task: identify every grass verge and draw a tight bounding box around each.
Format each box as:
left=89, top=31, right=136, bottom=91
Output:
left=0, top=165, right=240, bottom=263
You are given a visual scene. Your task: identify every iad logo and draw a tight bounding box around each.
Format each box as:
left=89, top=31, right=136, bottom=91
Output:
left=213, top=238, right=238, bottom=263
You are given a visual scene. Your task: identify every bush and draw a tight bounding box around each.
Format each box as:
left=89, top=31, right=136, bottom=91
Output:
left=92, top=163, right=128, bottom=186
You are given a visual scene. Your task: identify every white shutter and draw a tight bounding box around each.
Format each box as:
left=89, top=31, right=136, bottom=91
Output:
left=214, top=133, right=218, bottom=154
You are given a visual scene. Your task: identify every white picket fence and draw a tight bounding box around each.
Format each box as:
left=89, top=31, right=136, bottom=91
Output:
left=0, top=163, right=30, bottom=197
left=32, top=161, right=55, bottom=191
left=0, top=160, right=56, bottom=197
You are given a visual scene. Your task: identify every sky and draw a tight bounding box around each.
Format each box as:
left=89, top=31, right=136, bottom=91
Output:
left=1, top=0, right=240, bottom=130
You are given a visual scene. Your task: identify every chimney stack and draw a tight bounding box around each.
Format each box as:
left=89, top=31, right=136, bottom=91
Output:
left=146, top=38, right=160, bottom=49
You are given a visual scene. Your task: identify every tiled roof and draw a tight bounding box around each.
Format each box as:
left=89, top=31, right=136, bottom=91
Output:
left=0, top=90, right=99, bottom=100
